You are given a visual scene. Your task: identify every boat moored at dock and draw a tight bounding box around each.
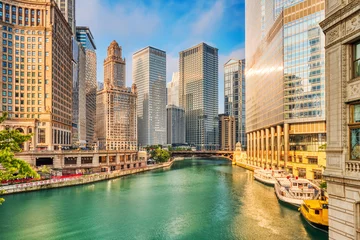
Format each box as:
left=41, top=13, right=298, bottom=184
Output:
left=274, top=177, right=321, bottom=207
left=299, top=199, right=329, bottom=233
left=254, top=169, right=288, bottom=186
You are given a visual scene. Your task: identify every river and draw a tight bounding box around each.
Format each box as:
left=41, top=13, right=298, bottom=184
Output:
left=0, top=158, right=328, bottom=240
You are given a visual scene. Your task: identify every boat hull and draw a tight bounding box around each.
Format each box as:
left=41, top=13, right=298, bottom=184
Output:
left=274, top=182, right=303, bottom=207
left=254, top=174, right=275, bottom=186
left=300, top=211, right=328, bottom=233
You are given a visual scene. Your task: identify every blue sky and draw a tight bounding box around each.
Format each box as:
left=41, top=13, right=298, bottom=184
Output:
left=76, top=0, right=245, bottom=113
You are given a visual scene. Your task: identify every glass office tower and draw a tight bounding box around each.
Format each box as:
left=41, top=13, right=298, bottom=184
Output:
left=224, top=59, right=246, bottom=149
left=179, top=43, right=219, bottom=150
left=246, top=0, right=326, bottom=179
left=133, top=46, right=167, bottom=146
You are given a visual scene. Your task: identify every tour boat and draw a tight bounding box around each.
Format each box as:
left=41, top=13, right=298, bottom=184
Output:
left=254, top=169, right=288, bottom=186
left=274, top=177, right=321, bottom=207
left=299, top=199, right=329, bottom=233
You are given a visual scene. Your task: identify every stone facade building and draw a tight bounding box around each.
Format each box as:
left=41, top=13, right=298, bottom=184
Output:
left=320, top=0, right=360, bottom=239
left=96, top=41, right=137, bottom=151
left=219, top=114, right=236, bottom=151
left=0, top=0, right=73, bottom=150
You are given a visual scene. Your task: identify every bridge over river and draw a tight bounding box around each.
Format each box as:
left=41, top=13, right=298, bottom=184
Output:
left=170, top=151, right=234, bottom=161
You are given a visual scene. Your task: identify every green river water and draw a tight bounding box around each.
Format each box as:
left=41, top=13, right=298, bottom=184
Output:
left=0, top=158, right=328, bottom=240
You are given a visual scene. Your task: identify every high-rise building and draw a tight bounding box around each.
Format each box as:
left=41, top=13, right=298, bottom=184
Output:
left=76, top=26, right=97, bottom=147
left=0, top=0, right=73, bottom=150
left=133, top=46, right=166, bottom=146
left=167, top=72, right=180, bottom=106
left=54, top=0, right=76, bottom=34
left=167, top=105, right=185, bottom=144
left=72, top=39, right=86, bottom=147
left=246, top=0, right=326, bottom=179
left=218, top=114, right=236, bottom=151
left=320, top=0, right=360, bottom=238
left=179, top=42, right=219, bottom=150
left=224, top=59, right=246, bottom=149
left=96, top=41, right=137, bottom=151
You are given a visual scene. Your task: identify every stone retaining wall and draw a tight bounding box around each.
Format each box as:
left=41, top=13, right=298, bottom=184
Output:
left=1, top=161, right=173, bottom=195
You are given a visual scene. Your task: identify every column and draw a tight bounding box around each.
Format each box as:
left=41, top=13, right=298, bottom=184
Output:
left=247, top=133, right=250, bottom=163
left=77, top=156, right=81, bottom=166
left=277, top=125, right=282, bottom=168
left=252, top=132, right=256, bottom=164
left=257, top=131, right=260, bottom=166
left=116, top=153, right=120, bottom=164
left=24, top=127, right=29, bottom=151
left=284, top=123, right=289, bottom=169
left=261, top=129, right=265, bottom=166
left=271, top=127, right=275, bottom=167
left=106, top=155, right=110, bottom=165
left=265, top=128, right=269, bottom=166
left=249, top=133, right=252, bottom=164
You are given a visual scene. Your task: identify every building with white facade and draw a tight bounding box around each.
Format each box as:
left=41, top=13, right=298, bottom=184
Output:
left=133, top=46, right=166, bottom=146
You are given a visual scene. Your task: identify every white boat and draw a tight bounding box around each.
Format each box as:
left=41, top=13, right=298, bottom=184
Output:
left=254, top=169, right=288, bottom=186
left=274, top=177, right=321, bottom=207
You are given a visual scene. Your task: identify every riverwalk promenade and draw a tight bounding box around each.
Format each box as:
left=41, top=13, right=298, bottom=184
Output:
left=0, top=161, right=174, bottom=195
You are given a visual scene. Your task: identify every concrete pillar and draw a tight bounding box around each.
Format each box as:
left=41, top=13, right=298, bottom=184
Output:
left=247, top=133, right=250, bottom=162
left=77, top=156, right=81, bottom=166
left=277, top=125, right=282, bottom=168
left=257, top=131, right=260, bottom=165
left=265, top=128, right=269, bottom=166
left=116, top=153, right=120, bottom=164
left=261, top=129, right=265, bottom=166
left=106, top=155, right=110, bottom=165
left=24, top=127, right=29, bottom=151
left=271, top=127, right=275, bottom=167
left=284, top=123, right=289, bottom=169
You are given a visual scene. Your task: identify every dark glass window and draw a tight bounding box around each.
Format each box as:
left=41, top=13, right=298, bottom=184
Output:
left=354, top=42, right=360, bottom=78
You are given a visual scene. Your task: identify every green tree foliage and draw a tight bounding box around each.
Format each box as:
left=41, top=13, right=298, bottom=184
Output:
left=150, top=148, right=171, bottom=163
left=0, top=112, right=39, bottom=205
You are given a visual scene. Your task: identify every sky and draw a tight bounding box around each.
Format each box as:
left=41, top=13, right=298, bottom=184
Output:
left=76, top=0, right=245, bottom=113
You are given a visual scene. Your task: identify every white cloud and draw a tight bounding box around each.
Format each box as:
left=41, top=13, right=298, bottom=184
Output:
left=191, top=0, right=225, bottom=37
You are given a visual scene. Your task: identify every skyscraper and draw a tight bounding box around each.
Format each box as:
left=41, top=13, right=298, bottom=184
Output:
left=76, top=26, right=97, bottom=147
left=167, top=105, right=185, bottom=145
left=224, top=59, right=246, bottom=149
left=246, top=0, right=326, bottom=179
left=54, top=0, right=76, bottom=34
left=0, top=0, right=73, bottom=150
left=179, top=43, right=219, bottom=150
left=133, top=46, right=166, bottom=146
left=96, top=41, right=137, bottom=151
left=72, top=39, right=86, bottom=147
left=167, top=72, right=180, bottom=106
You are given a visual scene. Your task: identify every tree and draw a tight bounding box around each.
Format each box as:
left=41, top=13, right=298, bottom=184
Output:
left=0, top=112, right=39, bottom=205
left=152, top=148, right=171, bottom=163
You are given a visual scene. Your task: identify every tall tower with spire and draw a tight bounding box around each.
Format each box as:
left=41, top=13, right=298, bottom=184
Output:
left=104, top=41, right=126, bottom=88
left=96, top=41, right=137, bottom=151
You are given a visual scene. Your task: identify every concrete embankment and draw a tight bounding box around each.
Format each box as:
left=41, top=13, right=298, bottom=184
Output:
left=1, top=161, right=174, bottom=195
left=234, top=162, right=259, bottom=171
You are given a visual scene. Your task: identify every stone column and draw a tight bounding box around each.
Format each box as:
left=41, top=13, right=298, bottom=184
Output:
left=24, top=127, right=29, bottom=151
left=257, top=131, right=260, bottom=166
left=284, top=123, right=289, bottom=169
left=261, top=129, right=265, bottom=166
left=77, top=156, right=81, bottom=166
left=271, top=127, right=275, bottom=167
left=265, top=128, right=269, bottom=166
left=106, top=155, right=110, bottom=165
left=247, top=133, right=250, bottom=162
left=277, top=125, right=282, bottom=168
left=116, top=153, right=120, bottom=164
